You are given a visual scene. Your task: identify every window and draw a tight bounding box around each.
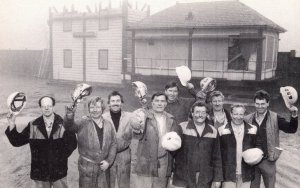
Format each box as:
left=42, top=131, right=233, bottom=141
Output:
left=98, top=50, right=108, bottom=69
left=63, top=20, right=72, bottom=32
left=64, top=49, right=72, bottom=68
left=99, top=18, right=109, bottom=30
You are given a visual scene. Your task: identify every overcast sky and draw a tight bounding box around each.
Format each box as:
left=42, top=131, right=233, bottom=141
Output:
left=0, top=0, right=299, bottom=55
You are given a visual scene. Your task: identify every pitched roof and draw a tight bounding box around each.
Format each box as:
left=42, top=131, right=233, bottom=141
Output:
left=129, top=1, right=285, bottom=32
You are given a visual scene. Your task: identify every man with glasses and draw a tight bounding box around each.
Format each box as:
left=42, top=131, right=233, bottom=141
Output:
left=5, top=96, right=77, bottom=188
left=172, top=102, right=222, bottom=188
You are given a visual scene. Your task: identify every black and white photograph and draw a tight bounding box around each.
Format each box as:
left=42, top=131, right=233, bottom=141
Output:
left=0, top=0, right=299, bottom=187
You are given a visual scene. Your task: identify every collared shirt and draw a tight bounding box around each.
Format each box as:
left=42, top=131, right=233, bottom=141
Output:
left=195, top=124, right=205, bottom=137
left=255, top=111, right=268, bottom=126
left=154, top=113, right=167, bottom=137
left=231, top=122, right=244, bottom=175
left=43, top=115, right=54, bottom=137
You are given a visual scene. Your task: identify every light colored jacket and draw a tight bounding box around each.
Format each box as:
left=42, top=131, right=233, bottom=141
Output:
left=64, top=115, right=117, bottom=165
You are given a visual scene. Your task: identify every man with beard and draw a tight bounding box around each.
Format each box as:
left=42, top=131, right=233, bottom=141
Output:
left=102, top=91, right=132, bottom=188
left=6, top=96, right=77, bottom=188
left=172, top=102, right=222, bottom=188
left=245, top=90, right=298, bottom=188
left=64, top=96, right=117, bottom=188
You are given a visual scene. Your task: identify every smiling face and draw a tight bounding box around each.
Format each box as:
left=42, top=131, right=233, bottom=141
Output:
left=192, top=106, right=207, bottom=125
left=255, top=98, right=269, bottom=115
left=165, top=86, right=178, bottom=103
left=108, top=95, right=122, bottom=113
left=89, top=101, right=103, bottom=119
left=40, top=97, right=54, bottom=117
left=152, top=95, right=167, bottom=113
left=211, top=95, right=224, bottom=112
left=231, top=106, right=246, bottom=125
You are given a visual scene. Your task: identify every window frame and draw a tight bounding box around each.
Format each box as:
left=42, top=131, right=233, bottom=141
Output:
left=98, top=49, right=109, bottom=70
left=63, top=49, right=72, bottom=68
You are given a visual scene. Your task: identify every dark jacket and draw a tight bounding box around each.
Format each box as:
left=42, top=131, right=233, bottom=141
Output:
left=208, top=108, right=232, bottom=128
left=165, top=88, right=197, bottom=124
left=245, top=110, right=298, bottom=161
left=133, top=109, right=181, bottom=177
left=173, top=121, right=223, bottom=188
left=5, top=114, right=77, bottom=182
left=218, top=121, right=260, bottom=182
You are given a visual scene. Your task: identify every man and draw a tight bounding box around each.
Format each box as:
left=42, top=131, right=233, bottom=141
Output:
left=64, top=96, right=117, bottom=188
left=173, top=102, right=222, bottom=188
left=102, top=91, right=132, bottom=188
left=164, top=81, right=204, bottom=124
left=5, top=96, right=77, bottom=188
left=208, top=90, right=231, bottom=129
left=244, top=90, right=298, bottom=188
left=131, top=92, right=181, bottom=188
left=218, top=104, right=260, bottom=188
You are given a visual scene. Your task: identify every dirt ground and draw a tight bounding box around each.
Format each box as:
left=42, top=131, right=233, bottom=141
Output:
left=0, top=73, right=299, bottom=188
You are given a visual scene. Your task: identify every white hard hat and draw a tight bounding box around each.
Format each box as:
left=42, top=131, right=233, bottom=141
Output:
left=242, top=148, right=264, bottom=165
left=161, top=132, right=182, bottom=151
left=131, top=109, right=146, bottom=130
left=280, top=86, right=298, bottom=108
left=176, top=66, right=191, bottom=86
left=132, top=81, right=147, bottom=100
left=7, top=92, right=27, bottom=115
left=200, top=77, right=216, bottom=93
left=71, top=83, right=92, bottom=103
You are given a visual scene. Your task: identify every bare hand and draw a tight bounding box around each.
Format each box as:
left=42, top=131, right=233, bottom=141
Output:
left=288, top=105, right=298, bottom=117
left=186, top=82, right=194, bottom=90
left=7, top=112, right=16, bottom=130
left=65, top=105, right=76, bottom=118
left=215, top=182, right=221, bottom=188
left=100, top=160, right=109, bottom=171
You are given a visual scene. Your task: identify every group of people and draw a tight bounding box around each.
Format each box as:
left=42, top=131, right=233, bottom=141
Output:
left=5, top=80, right=298, bottom=188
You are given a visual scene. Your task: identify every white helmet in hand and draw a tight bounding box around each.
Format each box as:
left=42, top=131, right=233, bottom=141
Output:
left=7, top=92, right=27, bottom=115
left=162, top=132, right=182, bottom=151
left=176, top=66, right=191, bottom=87
left=280, top=86, right=298, bottom=108
left=242, top=148, right=264, bottom=165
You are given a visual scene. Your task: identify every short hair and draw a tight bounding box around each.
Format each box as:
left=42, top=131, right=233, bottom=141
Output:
left=254, top=90, right=270, bottom=103
left=191, top=101, right=208, bottom=113
left=107, top=91, right=124, bottom=104
left=88, top=96, right=105, bottom=112
left=230, top=103, right=246, bottom=113
left=38, top=96, right=55, bottom=107
left=151, top=92, right=168, bottom=101
left=189, top=101, right=208, bottom=119
left=209, top=90, right=224, bottom=102
left=165, top=81, right=178, bottom=90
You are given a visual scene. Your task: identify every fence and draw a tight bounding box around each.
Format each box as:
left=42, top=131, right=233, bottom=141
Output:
left=131, top=58, right=276, bottom=81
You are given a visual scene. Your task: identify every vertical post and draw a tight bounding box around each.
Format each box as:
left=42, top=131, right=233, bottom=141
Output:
left=83, top=14, right=86, bottom=82
left=131, top=31, right=136, bottom=74
left=188, top=29, right=193, bottom=70
left=122, top=0, right=128, bottom=82
left=256, top=28, right=263, bottom=81
left=48, top=8, right=53, bottom=79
